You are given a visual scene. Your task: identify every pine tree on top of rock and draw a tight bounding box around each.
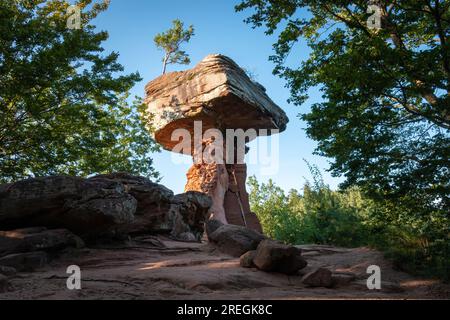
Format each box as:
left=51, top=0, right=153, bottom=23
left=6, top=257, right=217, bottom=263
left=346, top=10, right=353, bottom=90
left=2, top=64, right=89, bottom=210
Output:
left=154, top=19, right=195, bottom=74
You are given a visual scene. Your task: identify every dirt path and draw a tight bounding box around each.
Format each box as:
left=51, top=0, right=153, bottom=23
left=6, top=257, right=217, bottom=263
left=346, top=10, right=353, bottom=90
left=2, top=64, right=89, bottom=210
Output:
left=1, top=237, right=448, bottom=300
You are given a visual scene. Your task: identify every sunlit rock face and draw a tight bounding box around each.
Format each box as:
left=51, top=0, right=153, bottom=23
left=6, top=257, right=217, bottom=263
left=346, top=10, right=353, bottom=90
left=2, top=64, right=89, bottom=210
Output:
left=144, top=54, right=288, bottom=152
left=144, top=54, right=289, bottom=233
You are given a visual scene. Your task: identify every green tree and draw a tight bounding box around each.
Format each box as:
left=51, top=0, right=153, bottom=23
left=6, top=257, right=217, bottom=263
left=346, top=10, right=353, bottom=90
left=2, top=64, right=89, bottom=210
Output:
left=236, top=0, right=449, bottom=215
left=0, top=0, right=160, bottom=182
left=154, top=19, right=195, bottom=74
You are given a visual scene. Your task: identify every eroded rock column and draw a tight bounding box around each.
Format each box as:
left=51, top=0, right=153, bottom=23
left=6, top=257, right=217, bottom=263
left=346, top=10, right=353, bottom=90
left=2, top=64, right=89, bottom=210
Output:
left=184, top=139, right=262, bottom=233
left=224, top=163, right=262, bottom=233
left=185, top=162, right=229, bottom=224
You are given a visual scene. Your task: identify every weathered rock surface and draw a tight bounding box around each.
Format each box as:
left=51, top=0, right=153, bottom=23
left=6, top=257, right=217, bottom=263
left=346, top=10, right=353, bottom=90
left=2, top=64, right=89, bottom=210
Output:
left=0, top=239, right=447, bottom=300
left=0, top=227, right=84, bottom=256
left=208, top=224, right=266, bottom=257
left=144, top=54, right=289, bottom=152
left=0, top=175, right=137, bottom=238
left=0, top=265, right=16, bottom=277
left=185, top=162, right=229, bottom=225
left=239, top=250, right=256, bottom=268
left=0, top=251, right=48, bottom=272
left=0, top=227, right=82, bottom=272
left=205, top=219, right=224, bottom=241
left=0, top=173, right=211, bottom=242
left=169, top=192, right=212, bottom=241
left=90, top=173, right=174, bottom=215
left=222, top=164, right=262, bottom=232
left=252, top=240, right=307, bottom=275
left=331, top=273, right=356, bottom=287
left=302, top=267, right=333, bottom=288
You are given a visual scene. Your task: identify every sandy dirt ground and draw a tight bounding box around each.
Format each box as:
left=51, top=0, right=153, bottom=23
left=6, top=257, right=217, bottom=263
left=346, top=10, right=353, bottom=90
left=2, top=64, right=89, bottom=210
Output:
left=0, top=236, right=448, bottom=300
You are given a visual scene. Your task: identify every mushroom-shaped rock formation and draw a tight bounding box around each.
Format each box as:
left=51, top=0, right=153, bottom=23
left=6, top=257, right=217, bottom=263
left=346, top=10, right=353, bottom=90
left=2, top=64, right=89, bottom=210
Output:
left=144, top=54, right=288, bottom=233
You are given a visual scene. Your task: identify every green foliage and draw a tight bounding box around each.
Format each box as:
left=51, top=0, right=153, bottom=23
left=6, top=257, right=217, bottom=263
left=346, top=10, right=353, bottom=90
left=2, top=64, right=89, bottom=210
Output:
left=248, top=174, right=371, bottom=247
left=0, top=0, right=160, bottom=182
left=236, top=0, right=449, bottom=223
left=154, top=19, right=194, bottom=74
left=248, top=165, right=449, bottom=281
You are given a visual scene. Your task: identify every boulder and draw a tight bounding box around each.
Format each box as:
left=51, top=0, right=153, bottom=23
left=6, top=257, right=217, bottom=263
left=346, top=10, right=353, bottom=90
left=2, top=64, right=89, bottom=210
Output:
left=208, top=224, right=266, bottom=257
left=240, top=250, right=256, bottom=268
left=0, top=227, right=84, bottom=257
left=0, top=251, right=48, bottom=272
left=252, top=240, right=307, bottom=275
left=0, top=176, right=136, bottom=239
left=302, top=267, right=333, bottom=287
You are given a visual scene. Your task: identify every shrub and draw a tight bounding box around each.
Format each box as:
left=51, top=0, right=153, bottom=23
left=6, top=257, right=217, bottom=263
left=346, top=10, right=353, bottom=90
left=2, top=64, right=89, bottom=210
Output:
left=247, top=165, right=449, bottom=281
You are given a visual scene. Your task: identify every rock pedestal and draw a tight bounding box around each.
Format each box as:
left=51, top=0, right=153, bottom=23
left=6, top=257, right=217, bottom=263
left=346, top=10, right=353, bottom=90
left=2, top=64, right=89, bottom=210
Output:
left=184, top=161, right=262, bottom=232
left=223, top=164, right=262, bottom=232
left=144, top=54, right=289, bottom=233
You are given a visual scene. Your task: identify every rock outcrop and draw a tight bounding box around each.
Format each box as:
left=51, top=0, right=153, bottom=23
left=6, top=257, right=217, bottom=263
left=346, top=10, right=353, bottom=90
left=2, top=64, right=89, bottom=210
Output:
left=0, top=175, right=137, bottom=238
left=0, top=173, right=211, bottom=242
left=169, top=192, right=212, bottom=241
left=144, top=54, right=288, bottom=232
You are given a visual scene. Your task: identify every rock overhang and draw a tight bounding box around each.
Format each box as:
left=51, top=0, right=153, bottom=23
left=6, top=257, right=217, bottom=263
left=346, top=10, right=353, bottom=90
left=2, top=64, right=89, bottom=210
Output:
left=144, top=54, right=289, bottom=153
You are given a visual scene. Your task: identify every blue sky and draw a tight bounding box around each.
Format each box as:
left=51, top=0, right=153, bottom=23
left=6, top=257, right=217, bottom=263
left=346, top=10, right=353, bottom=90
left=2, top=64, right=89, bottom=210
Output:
left=91, top=0, right=343, bottom=194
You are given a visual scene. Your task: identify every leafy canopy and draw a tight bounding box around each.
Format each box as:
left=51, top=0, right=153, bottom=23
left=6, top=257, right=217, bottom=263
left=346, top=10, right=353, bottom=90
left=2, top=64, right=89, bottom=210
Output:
left=236, top=0, right=450, bottom=214
left=0, top=0, right=160, bottom=182
left=154, top=19, right=195, bottom=74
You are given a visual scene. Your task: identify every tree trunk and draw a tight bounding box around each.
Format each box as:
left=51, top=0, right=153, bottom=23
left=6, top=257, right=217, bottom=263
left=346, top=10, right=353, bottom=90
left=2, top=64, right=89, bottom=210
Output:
left=162, top=54, right=169, bottom=75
